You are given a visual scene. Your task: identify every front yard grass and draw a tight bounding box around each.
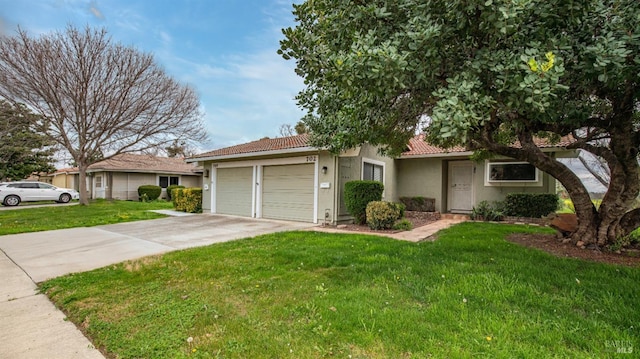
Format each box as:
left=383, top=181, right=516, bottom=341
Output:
left=0, top=199, right=174, bottom=235
left=42, top=222, right=639, bottom=358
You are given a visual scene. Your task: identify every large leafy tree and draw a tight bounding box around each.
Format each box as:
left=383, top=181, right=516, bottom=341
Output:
left=0, top=100, right=55, bottom=181
left=0, top=26, right=207, bottom=204
left=280, top=0, right=640, bottom=246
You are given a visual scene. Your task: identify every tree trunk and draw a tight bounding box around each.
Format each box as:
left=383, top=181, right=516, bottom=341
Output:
left=77, top=162, right=90, bottom=205
left=478, top=129, right=639, bottom=248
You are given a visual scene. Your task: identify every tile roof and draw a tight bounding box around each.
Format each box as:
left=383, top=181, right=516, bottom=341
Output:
left=87, top=153, right=200, bottom=174
left=190, top=133, right=574, bottom=160
left=402, top=134, right=575, bottom=157
left=189, top=134, right=313, bottom=160
left=403, top=134, right=468, bottom=157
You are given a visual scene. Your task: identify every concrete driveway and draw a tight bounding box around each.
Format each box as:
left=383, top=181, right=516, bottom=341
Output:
left=0, top=213, right=314, bottom=283
left=0, top=213, right=313, bottom=359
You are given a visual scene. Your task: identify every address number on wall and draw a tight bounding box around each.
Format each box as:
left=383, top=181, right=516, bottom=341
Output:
left=306, top=156, right=317, bottom=162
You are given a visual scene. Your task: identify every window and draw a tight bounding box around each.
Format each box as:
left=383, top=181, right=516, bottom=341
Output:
left=159, top=176, right=179, bottom=188
left=363, top=161, right=384, bottom=182
left=95, top=176, right=102, bottom=188
left=487, top=162, right=537, bottom=182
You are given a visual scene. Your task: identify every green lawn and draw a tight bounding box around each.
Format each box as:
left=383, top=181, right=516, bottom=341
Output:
left=41, top=223, right=639, bottom=358
left=0, top=199, right=174, bottom=235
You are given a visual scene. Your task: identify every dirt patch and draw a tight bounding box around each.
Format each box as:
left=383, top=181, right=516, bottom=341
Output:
left=338, top=211, right=440, bottom=234
left=506, top=232, right=640, bottom=267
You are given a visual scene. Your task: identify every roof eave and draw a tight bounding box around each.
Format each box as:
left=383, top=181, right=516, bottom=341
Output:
left=400, top=151, right=474, bottom=159
left=86, top=168, right=200, bottom=175
left=186, top=146, right=320, bottom=162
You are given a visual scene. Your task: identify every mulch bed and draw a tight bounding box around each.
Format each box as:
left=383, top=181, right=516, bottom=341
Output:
left=337, top=211, right=440, bottom=234
left=507, top=233, right=640, bottom=267
left=335, top=211, right=640, bottom=267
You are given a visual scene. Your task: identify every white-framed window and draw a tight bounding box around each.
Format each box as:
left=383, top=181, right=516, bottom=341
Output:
left=159, top=175, right=179, bottom=188
left=487, top=161, right=538, bottom=182
left=95, top=176, right=102, bottom=188
left=361, top=158, right=385, bottom=183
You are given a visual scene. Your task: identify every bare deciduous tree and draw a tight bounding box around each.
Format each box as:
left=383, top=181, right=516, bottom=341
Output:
left=278, top=120, right=308, bottom=137
left=577, top=151, right=611, bottom=188
left=0, top=25, right=207, bottom=204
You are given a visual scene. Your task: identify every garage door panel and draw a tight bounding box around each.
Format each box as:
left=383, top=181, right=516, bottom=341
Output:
left=216, top=167, right=252, bottom=217
left=262, top=164, right=314, bottom=222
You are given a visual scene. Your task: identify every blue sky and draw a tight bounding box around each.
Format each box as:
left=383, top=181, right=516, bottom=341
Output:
left=0, top=0, right=304, bottom=151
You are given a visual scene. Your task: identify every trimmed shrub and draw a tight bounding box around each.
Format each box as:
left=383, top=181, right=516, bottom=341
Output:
left=138, top=185, right=161, bottom=202
left=173, top=187, right=203, bottom=213
left=471, top=200, right=504, bottom=221
left=395, top=202, right=406, bottom=219
left=399, top=196, right=436, bottom=212
left=344, top=180, right=384, bottom=224
left=393, top=218, right=413, bottom=231
left=166, top=185, right=185, bottom=201
left=366, top=201, right=402, bottom=230
left=503, top=193, right=559, bottom=218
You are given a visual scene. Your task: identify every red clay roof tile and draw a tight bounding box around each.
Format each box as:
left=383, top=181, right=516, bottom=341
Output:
left=189, top=133, right=574, bottom=160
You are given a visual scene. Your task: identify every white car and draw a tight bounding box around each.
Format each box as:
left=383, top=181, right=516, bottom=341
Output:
left=0, top=181, right=80, bottom=206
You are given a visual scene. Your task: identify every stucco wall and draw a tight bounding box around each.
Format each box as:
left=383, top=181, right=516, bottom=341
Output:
left=202, top=164, right=212, bottom=211
left=316, top=151, right=337, bottom=224
left=110, top=172, right=157, bottom=200
left=181, top=175, right=201, bottom=188
left=396, top=158, right=446, bottom=212
left=52, top=174, right=76, bottom=190
left=358, top=145, right=397, bottom=202
left=397, top=157, right=556, bottom=212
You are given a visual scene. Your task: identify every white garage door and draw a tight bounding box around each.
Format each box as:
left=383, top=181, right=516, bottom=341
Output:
left=216, top=167, right=253, bottom=217
left=262, top=163, right=314, bottom=222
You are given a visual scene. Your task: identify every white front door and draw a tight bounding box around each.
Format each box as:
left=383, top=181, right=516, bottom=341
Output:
left=448, top=161, right=474, bottom=213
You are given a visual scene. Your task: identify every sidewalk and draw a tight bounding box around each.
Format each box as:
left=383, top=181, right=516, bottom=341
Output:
left=0, top=250, right=105, bottom=359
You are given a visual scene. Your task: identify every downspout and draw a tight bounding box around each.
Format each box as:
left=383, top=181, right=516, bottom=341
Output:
left=333, top=155, right=339, bottom=225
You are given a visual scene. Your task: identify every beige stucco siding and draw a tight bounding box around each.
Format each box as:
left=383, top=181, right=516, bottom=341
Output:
left=397, top=158, right=557, bottom=212
left=357, top=145, right=397, bottom=202
left=396, top=158, right=446, bottom=212
left=52, top=174, right=76, bottom=190
left=181, top=175, right=201, bottom=188
left=316, top=151, right=337, bottom=224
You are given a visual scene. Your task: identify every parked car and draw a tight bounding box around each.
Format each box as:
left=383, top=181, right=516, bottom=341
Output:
left=0, top=181, right=80, bottom=206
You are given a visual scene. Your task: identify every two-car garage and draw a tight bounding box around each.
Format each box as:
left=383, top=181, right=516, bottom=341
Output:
left=213, top=161, right=316, bottom=223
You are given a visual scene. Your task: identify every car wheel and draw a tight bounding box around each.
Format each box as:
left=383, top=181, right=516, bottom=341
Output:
left=3, top=195, right=20, bottom=206
left=58, top=193, right=72, bottom=203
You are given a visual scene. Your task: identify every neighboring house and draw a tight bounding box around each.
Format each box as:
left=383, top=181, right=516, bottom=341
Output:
left=51, top=167, right=78, bottom=189
left=186, top=134, right=575, bottom=224
left=50, top=154, right=202, bottom=200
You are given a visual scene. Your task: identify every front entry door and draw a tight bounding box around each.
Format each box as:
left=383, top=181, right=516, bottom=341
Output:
left=448, top=161, right=474, bottom=213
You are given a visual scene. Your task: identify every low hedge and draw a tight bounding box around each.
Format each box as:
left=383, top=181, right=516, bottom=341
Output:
left=503, top=193, right=559, bottom=218
left=344, top=180, right=384, bottom=224
left=172, top=187, right=203, bottom=213
left=138, top=185, right=161, bottom=202
left=166, top=185, right=185, bottom=201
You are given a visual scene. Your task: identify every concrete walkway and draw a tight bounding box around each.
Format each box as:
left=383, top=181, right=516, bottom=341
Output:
left=311, top=218, right=467, bottom=242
